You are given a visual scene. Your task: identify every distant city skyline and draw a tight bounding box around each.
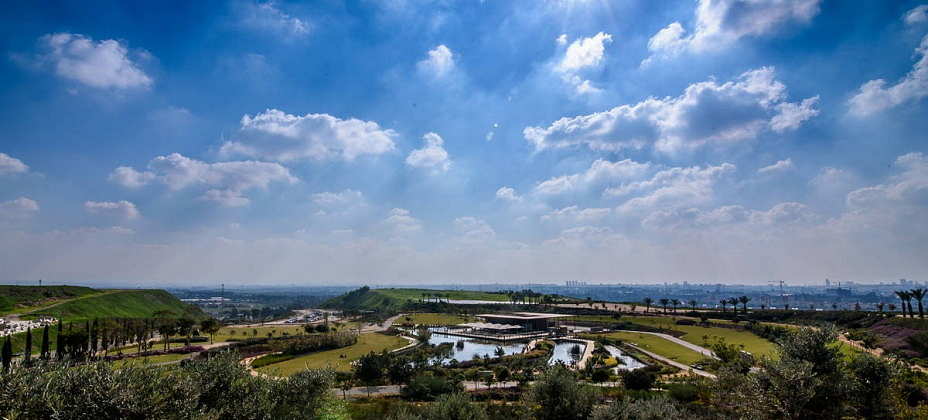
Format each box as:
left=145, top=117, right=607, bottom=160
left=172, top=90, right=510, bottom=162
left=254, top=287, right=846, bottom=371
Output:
left=1, top=1, right=927, bottom=286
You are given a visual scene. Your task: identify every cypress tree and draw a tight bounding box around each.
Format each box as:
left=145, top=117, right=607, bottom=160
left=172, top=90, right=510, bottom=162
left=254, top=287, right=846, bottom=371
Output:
left=24, top=328, right=32, bottom=364
left=2, top=336, right=11, bottom=372
left=41, top=325, right=50, bottom=360
left=55, top=321, right=63, bottom=360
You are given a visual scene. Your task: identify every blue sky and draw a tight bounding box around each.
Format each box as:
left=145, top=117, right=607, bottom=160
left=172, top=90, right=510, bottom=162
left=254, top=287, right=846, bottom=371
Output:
left=1, top=0, right=927, bottom=286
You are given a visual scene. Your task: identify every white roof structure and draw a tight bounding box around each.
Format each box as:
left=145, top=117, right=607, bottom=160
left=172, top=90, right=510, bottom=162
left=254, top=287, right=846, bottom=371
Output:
left=458, top=322, right=522, bottom=330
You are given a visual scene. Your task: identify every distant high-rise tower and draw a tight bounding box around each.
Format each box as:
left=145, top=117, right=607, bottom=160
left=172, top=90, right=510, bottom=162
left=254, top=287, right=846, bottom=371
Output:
left=825, top=278, right=831, bottom=287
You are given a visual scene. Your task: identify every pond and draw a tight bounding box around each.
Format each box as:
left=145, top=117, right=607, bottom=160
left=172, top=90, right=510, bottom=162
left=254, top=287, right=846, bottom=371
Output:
left=425, top=332, right=526, bottom=364
left=605, top=345, right=646, bottom=371
left=549, top=341, right=585, bottom=366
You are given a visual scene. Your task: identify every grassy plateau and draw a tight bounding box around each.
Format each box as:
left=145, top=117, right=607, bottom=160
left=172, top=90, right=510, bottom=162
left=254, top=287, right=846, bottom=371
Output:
left=256, top=333, right=408, bottom=375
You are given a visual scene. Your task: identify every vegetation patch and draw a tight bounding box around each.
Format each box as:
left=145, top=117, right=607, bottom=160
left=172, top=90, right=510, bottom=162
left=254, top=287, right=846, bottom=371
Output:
left=26, top=289, right=205, bottom=322
left=256, top=333, right=408, bottom=375
left=0, top=285, right=98, bottom=315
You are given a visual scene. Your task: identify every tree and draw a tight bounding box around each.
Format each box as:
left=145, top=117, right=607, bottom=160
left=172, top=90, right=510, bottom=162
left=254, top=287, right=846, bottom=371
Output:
left=720, top=299, right=728, bottom=312
left=158, top=321, right=177, bottom=351
left=739, top=296, right=752, bottom=314
left=354, top=351, right=386, bottom=397
left=175, top=318, right=195, bottom=347
left=670, top=299, right=680, bottom=313
left=689, top=299, right=698, bottom=310
left=911, top=288, right=926, bottom=318
left=423, top=392, right=488, bottom=420
left=659, top=298, right=670, bottom=314
left=593, top=396, right=687, bottom=420
left=526, top=364, right=597, bottom=420
left=728, top=298, right=739, bottom=313
left=1, top=336, right=11, bottom=372
left=24, top=328, right=32, bottom=364
left=643, top=297, right=653, bottom=313
left=896, top=291, right=911, bottom=318
left=40, top=324, right=50, bottom=360
left=199, top=319, right=220, bottom=345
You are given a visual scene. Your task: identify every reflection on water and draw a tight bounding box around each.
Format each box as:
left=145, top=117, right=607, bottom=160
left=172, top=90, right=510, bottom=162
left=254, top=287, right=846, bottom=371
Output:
left=426, top=332, right=526, bottom=364
left=549, top=341, right=584, bottom=366
left=605, top=345, right=646, bottom=371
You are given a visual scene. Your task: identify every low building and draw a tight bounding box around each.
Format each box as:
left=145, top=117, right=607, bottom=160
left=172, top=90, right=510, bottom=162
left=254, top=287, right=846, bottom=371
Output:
left=476, top=312, right=572, bottom=331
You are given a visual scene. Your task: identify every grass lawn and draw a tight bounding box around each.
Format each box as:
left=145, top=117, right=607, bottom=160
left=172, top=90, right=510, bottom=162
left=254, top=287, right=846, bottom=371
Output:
left=112, top=353, right=191, bottom=367
left=256, top=333, right=408, bottom=376
left=399, top=313, right=474, bottom=326
left=617, top=316, right=778, bottom=357
left=373, top=288, right=509, bottom=303
left=26, top=290, right=203, bottom=322
left=600, top=331, right=706, bottom=366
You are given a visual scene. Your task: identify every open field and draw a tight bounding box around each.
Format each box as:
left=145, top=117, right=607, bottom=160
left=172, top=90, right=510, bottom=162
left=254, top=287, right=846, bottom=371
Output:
left=0, top=285, right=99, bottom=316
left=256, top=333, right=408, bottom=375
left=398, top=313, right=474, bottom=325
left=598, top=331, right=706, bottom=366
left=621, top=316, right=777, bottom=357
left=26, top=290, right=205, bottom=322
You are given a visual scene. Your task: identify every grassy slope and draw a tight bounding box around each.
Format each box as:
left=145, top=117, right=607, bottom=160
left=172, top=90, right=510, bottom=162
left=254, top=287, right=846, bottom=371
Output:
left=256, top=333, right=408, bottom=375
left=0, top=285, right=98, bottom=315
left=374, top=288, right=508, bottom=302
left=600, top=331, right=706, bottom=365
left=321, top=287, right=509, bottom=311
left=399, top=313, right=475, bottom=325
left=27, top=289, right=206, bottom=322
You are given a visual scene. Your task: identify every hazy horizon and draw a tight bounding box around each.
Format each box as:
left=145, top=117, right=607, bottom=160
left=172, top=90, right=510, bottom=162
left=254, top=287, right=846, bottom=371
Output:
left=2, top=1, right=927, bottom=286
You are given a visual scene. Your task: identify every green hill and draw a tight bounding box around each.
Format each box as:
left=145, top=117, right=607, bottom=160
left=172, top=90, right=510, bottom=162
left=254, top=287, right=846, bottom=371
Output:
left=321, top=286, right=509, bottom=311
left=0, top=285, right=97, bottom=316
left=25, top=289, right=206, bottom=322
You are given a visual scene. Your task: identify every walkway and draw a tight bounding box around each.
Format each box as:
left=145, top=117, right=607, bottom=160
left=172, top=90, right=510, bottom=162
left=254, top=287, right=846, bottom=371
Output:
left=626, top=343, right=716, bottom=379
left=615, top=330, right=717, bottom=359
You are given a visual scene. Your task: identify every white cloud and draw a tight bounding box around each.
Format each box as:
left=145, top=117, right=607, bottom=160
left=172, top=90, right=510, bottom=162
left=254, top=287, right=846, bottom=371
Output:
left=810, top=166, right=856, bottom=192
left=611, top=163, right=736, bottom=214
left=644, top=0, right=821, bottom=64
left=84, top=200, right=140, bottom=219
left=905, top=5, right=928, bottom=25
left=453, top=216, right=496, bottom=242
left=36, top=33, right=152, bottom=89
left=405, top=132, right=451, bottom=172
left=641, top=201, right=817, bottom=230
left=110, top=153, right=296, bottom=207
left=554, top=32, right=612, bottom=95
left=417, top=45, right=455, bottom=79
left=848, top=34, right=928, bottom=116
left=220, top=109, right=397, bottom=162
left=311, top=189, right=364, bottom=208
left=495, top=186, right=522, bottom=202
left=525, top=67, right=815, bottom=154
left=0, top=153, right=29, bottom=175
left=556, top=34, right=568, bottom=46
left=846, top=152, right=928, bottom=211
left=238, top=1, right=310, bottom=39
left=758, top=158, right=794, bottom=174
left=541, top=206, right=611, bottom=225
left=0, top=197, right=39, bottom=219
left=384, top=208, right=422, bottom=235
left=535, top=159, right=651, bottom=196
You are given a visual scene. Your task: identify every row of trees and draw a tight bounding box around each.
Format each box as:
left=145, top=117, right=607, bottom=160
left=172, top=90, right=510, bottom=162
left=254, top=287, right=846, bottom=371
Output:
left=895, top=288, right=927, bottom=318
left=639, top=296, right=752, bottom=314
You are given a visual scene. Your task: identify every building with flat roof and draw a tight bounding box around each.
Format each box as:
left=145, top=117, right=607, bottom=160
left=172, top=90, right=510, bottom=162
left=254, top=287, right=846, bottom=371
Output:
left=476, top=312, right=572, bottom=331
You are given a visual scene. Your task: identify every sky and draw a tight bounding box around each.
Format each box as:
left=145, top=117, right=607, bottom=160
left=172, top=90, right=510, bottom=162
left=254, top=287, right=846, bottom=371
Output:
left=1, top=0, right=927, bottom=287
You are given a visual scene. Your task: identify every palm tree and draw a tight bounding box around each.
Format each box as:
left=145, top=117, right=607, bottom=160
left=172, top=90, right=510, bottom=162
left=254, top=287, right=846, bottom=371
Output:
left=912, top=289, right=927, bottom=318
left=659, top=298, right=670, bottom=314
left=897, top=291, right=912, bottom=318
left=738, top=296, right=751, bottom=314
left=876, top=302, right=885, bottom=315
left=643, top=297, right=653, bottom=313
left=670, top=299, right=680, bottom=313
left=689, top=300, right=697, bottom=310
left=728, top=298, right=739, bottom=313
left=719, top=299, right=728, bottom=312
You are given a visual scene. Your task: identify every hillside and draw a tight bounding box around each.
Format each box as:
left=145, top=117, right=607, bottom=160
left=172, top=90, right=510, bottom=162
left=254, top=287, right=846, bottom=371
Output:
left=25, top=289, right=206, bottom=322
left=0, top=285, right=97, bottom=316
left=321, top=286, right=509, bottom=311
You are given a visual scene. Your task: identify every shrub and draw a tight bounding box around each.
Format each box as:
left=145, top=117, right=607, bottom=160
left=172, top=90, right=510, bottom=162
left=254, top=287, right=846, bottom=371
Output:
left=621, top=368, right=655, bottom=391
left=401, top=374, right=463, bottom=401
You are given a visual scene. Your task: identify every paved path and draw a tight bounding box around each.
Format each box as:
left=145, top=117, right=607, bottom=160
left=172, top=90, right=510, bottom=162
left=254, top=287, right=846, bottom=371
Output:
left=626, top=343, right=716, bottom=379
left=615, top=330, right=717, bottom=359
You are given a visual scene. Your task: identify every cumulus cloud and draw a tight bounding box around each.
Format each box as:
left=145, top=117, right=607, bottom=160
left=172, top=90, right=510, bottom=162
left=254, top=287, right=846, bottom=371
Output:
left=846, top=152, right=928, bottom=211
left=554, top=32, right=612, bottom=94
left=311, top=189, right=364, bottom=208
left=35, top=33, right=152, bottom=89
left=405, top=132, right=451, bottom=172
left=541, top=206, right=611, bottom=225
left=495, top=187, right=522, bottom=202
left=810, top=166, right=857, bottom=193
left=848, top=34, right=928, bottom=116
left=644, top=0, right=821, bottom=64
left=0, top=197, right=39, bottom=219
left=417, top=45, right=455, bottom=79
left=238, top=1, right=310, bottom=39
left=535, top=159, right=651, bottom=196
left=84, top=200, right=140, bottom=219
left=109, top=153, right=296, bottom=207
left=641, top=201, right=817, bottom=230
left=758, top=158, right=794, bottom=174
left=453, top=216, right=496, bottom=243
left=0, top=153, right=29, bottom=175
left=525, top=67, right=817, bottom=154
left=384, top=208, right=422, bottom=235
left=220, top=109, right=397, bottom=162
left=905, top=5, right=928, bottom=26
left=610, top=163, right=736, bottom=214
